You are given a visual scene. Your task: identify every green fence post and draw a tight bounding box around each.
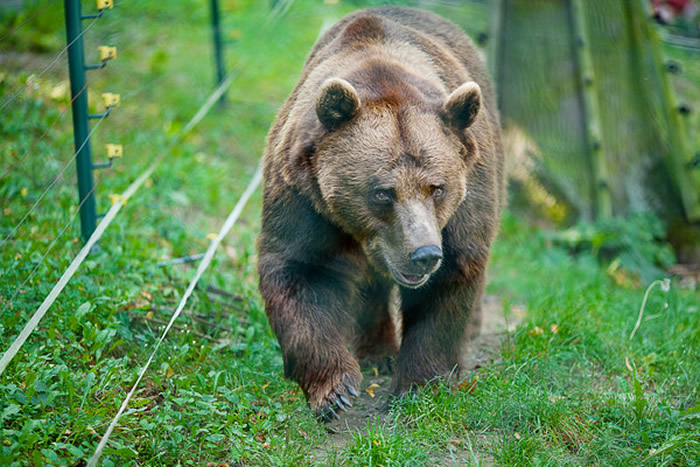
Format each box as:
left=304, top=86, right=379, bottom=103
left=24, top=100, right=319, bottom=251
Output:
left=570, top=0, right=612, bottom=219
left=210, top=0, right=226, bottom=106
left=632, top=0, right=700, bottom=221
left=488, top=0, right=505, bottom=109
left=64, top=0, right=97, bottom=243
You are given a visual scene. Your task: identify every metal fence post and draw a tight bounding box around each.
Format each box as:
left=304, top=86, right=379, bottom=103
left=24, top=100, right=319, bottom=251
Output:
left=570, top=0, right=612, bottom=220
left=64, top=0, right=97, bottom=243
left=210, top=0, right=226, bottom=106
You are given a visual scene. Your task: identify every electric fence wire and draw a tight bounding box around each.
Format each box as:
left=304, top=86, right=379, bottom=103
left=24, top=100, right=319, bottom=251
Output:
left=0, top=110, right=110, bottom=285
left=0, top=26, right=185, bottom=250
left=0, top=24, right=183, bottom=183
left=88, top=162, right=263, bottom=467
left=0, top=57, right=169, bottom=251
left=0, top=171, right=109, bottom=376
left=0, top=0, right=59, bottom=44
left=2, top=168, right=106, bottom=309
left=0, top=74, right=236, bottom=377
left=0, top=78, right=91, bottom=183
left=85, top=14, right=310, bottom=458
left=0, top=13, right=102, bottom=113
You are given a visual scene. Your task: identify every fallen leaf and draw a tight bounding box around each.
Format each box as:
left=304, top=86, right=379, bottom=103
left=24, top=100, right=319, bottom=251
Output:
left=366, top=383, right=380, bottom=398
left=225, top=245, right=238, bottom=262
left=457, top=377, right=478, bottom=393
left=528, top=326, right=544, bottom=337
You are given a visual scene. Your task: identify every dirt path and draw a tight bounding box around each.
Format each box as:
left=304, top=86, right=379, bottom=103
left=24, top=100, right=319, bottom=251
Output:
left=313, top=295, right=517, bottom=463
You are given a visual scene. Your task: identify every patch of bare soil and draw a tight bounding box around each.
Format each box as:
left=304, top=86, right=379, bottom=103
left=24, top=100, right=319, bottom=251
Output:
left=313, top=295, right=518, bottom=464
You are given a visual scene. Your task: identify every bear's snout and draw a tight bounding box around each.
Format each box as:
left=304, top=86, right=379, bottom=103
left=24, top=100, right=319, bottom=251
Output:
left=410, top=245, right=443, bottom=273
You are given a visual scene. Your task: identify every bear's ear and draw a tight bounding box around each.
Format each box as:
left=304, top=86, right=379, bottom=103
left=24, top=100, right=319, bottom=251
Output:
left=315, top=78, right=361, bottom=130
left=442, top=81, right=481, bottom=131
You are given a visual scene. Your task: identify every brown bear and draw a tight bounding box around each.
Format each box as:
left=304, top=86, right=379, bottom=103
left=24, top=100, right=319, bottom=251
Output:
left=258, top=6, right=504, bottom=419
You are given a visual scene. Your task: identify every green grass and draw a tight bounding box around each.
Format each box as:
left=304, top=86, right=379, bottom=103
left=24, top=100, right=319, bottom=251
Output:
left=1, top=0, right=698, bottom=465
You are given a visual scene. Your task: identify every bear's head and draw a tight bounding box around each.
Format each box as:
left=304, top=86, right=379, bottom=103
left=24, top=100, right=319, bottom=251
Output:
left=299, top=74, right=482, bottom=288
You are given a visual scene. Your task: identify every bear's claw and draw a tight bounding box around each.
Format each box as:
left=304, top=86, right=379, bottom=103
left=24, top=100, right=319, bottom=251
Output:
left=324, top=406, right=340, bottom=421
left=313, top=377, right=360, bottom=422
left=335, top=396, right=347, bottom=411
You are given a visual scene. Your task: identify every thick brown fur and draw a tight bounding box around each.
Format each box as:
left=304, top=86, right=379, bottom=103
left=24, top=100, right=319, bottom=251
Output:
left=257, top=6, right=505, bottom=418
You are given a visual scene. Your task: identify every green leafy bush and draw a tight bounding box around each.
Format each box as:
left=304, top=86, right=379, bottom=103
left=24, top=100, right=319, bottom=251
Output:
left=547, top=213, right=676, bottom=284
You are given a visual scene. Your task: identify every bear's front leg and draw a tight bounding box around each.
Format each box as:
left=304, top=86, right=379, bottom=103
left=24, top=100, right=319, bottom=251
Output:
left=393, top=263, right=485, bottom=394
left=258, top=253, right=362, bottom=419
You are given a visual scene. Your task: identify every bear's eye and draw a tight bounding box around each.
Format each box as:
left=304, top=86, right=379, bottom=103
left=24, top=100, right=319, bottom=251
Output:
left=373, top=189, right=392, bottom=204
left=432, top=186, right=446, bottom=200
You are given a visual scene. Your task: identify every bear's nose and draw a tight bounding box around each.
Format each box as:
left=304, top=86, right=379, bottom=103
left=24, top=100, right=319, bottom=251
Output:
left=409, top=245, right=443, bottom=272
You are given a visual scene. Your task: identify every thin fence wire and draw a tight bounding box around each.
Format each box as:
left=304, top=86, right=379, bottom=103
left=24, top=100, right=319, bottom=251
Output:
left=0, top=60, right=186, bottom=252
left=0, top=0, right=59, bottom=44
left=0, top=27, right=189, bottom=255
left=0, top=170, right=119, bottom=376
left=0, top=14, right=101, bottom=113
left=1, top=16, right=187, bottom=174
left=3, top=170, right=106, bottom=309
left=0, top=110, right=110, bottom=269
left=1, top=3, right=263, bottom=462
left=0, top=79, right=91, bottom=182
left=1, top=26, right=182, bottom=183
left=88, top=162, right=263, bottom=467
left=0, top=74, right=236, bottom=375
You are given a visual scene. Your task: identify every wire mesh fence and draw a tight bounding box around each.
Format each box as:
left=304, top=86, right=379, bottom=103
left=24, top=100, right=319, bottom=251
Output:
left=492, top=0, right=700, bottom=223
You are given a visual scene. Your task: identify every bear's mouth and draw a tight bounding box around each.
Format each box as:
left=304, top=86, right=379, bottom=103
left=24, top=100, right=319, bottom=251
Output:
left=390, top=268, right=430, bottom=288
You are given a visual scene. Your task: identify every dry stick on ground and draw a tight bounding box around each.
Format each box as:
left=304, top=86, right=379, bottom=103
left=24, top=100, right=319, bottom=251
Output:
left=160, top=295, right=243, bottom=316
left=205, top=284, right=243, bottom=302
left=160, top=283, right=244, bottom=312
left=128, top=312, right=221, bottom=343
left=149, top=306, right=234, bottom=334
left=204, top=294, right=244, bottom=312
